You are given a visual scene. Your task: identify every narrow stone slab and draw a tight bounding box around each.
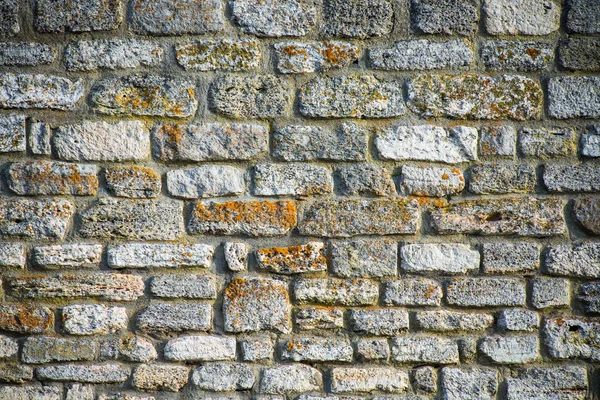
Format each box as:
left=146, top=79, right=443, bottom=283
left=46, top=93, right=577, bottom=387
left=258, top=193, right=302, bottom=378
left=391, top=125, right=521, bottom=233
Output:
left=164, top=335, right=236, bottom=362
left=322, top=0, right=393, bottom=38
left=350, top=309, right=409, bottom=336
left=446, top=277, right=526, bottom=307
left=548, top=76, right=600, bottom=119
left=253, top=164, right=332, bottom=196
left=137, top=304, right=212, bottom=334
left=370, top=39, right=473, bottom=70
left=275, top=41, right=358, bottom=73
left=256, top=243, right=327, bottom=274
left=232, top=0, right=316, bottom=37
left=108, top=243, right=213, bottom=269
left=0, top=386, right=61, bottom=400
left=150, top=274, right=216, bottom=299
left=519, top=127, right=577, bottom=159
left=65, top=39, right=163, bottom=71
left=331, top=367, right=410, bottom=394
left=0, top=74, right=83, bottom=111
left=416, top=311, right=493, bottom=332
left=506, top=366, right=588, bottom=400
left=0, top=304, right=54, bottom=333
left=0, top=198, right=74, bottom=240
left=543, top=165, right=600, bottom=192
left=469, top=164, right=536, bottom=194
left=130, top=0, right=223, bottom=35
left=22, top=337, right=96, bottom=364
left=441, top=368, right=498, bottom=400
left=401, top=243, right=480, bottom=275
left=176, top=39, right=261, bottom=71
left=33, top=244, right=102, bottom=269
left=482, top=243, right=539, bottom=274
left=0, top=43, right=55, bottom=66
left=294, top=278, right=378, bottom=306
left=36, top=364, right=129, bottom=383
left=391, top=337, right=459, bottom=364
left=398, top=165, right=465, bottom=197
left=482, top=40, right=554, bottom=72
left=167, top=166, right=245, bottom=199
left=567, top=0, right=600, bottom=33
left=281, top=337, right=353, bottom=362
left=8, top=161, right=98, bottom=196
left=35, top=0, right=122, bottom=32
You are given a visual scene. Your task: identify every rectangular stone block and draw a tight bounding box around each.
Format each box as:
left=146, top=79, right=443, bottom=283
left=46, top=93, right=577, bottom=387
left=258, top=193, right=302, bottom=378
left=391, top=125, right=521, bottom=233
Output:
left=294, top=278, right=378, bottom=306
left=259, top=364, right=322, bottom=394
left=150, top=274, right=216, bottom=299
left=546, top=243, right=600, bottom=278
left=275, top=41, right=358, bottom=73
left=176, top=39, right=260, bottom=71
left=0, top=114, right=25, bottom=153
left=0, top=198, right=74, bottom=240
left=331, top=239, right=397, bottom=278
left=559, top=37, right=600, bottom=71
left=62, top=304, right=127, bottom=335
left=0, top=364, right=33, bottom=383
left=370, top=39, right=473, bottom=70
left=330, top=367, right=409, bottom=394
left=8, top=161, right=98, bottom=196
left=519, top=127, right=577, bottom=158
left=401, top=243, right=480, bottom=275
left=382, top=278, right=442, bottom=306
left=164, top=335, right=236, bottom=362
left=232, top=0, right=316, bottom=37
left=483, top=0, right=560, bottom=35
left=35, top=0, right=122, bottom=32
left=0, top=43, right=54, bottom=66
left=281, top=338, right=352, bottom=362
left=548, top=76, right=600, bottom=119
left=296, top=307, right=344, bottom=331
left=0, top=304, right=54, bottom=333
left=398, top=165, right=465, bottom=197
left=137, top=303, right=212, bottom=334
left=105, top=166, right=161, bottom=199
left=0, top=0, right=19, bottom=36
left=36, top=364, right=129, bottom=383
left=33, top=244, right=102, bottom=269
left=0, top=74, right=83, bottom=111
left=0, top=243, right=25, bottom=268
left=253, top=164, right=332, bottom=196
left=482, top=243, right=539, bottom=274
left=416, top=311, right=493, bottom=332
left=479, top=335, right=539, bottom=364
left=256, top=243, right=327, bottom=275
left=479, top=125, right=516, bottom=157
left=411, top=0, right=479, bottom=35
left=108, top=243, right=213, bottom=269
left=191, top=363, right=253, bottom=391
left=22, top=337, right=96, bottom=364
left=65, top=39, right=163, bottom=71
left=337, top=164, right=396, bottom=197
left=441, top=367, right=498, bottom=400
left=544, top=318, right=600, bottom=361
left=29, top=122, right=52, bottom=155
left=130, top=0, right=223, bottom=35
left=0, top=385, right=61, bottom=400
left=391, top=337, right=459, bottom=364
left=321, top=0, right=393, bottom=38
left=350, top=309, right=409, bottom=336
left=468, top=164, right=536, bottom=194
left=506, top=366, right=587, bottom=400
left=446, top=277, right=526, bottom=307
left=543, top=165, right=600, bottom=193
left=482, top=40, right=553, bottom=72
left=566, top=0, right=600, bottom=33
left=132, top=364, right=188, bottom=392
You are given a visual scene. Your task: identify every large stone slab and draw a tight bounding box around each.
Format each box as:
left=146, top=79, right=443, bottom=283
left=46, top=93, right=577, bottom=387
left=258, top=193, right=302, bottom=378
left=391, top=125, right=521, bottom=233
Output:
left=232, top=0, right=316, bottom=37
left=0, top=74, right=83, bottom=111
left=8, top=161, right=98, bottom=196
left=0, top=199, right=74, bottom=240
left=130, top=0, right=223, bottom=35
left=108, top=243, right=213, bottom=269
left=176, top=39, right=260, bottom=71
left=65, top=39, right=163, bottom=71
left=370, top=39, right=473, bottom=70
left=35, top=0, right=122, bottom=32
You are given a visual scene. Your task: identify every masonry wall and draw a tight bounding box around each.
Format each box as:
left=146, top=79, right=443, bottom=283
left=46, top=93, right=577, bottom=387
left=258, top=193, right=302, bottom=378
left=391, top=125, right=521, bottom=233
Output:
left=0, top=0, right=599, bottom=399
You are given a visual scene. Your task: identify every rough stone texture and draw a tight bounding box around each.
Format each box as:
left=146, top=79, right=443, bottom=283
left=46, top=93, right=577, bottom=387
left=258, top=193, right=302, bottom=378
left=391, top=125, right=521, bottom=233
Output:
left=441, top=367, right=498, bottom=400
left=0, top=198, right=74, bottom=240
left=224, top=242, right=248, bottom=272
left=505, top=366, right=588, bottom=400
left=232, top=0, right=316, bottom=37
left=411, top=0, right=479, bottom=35
left=0, top=74, right=83, bottom=111
left=531, top=278, right=571, bottom=309
left=240, top=337, right=273, bottom=361
left=321, top=0, right=393, bottom=38
left=108, top=243, right=212, bottom=268
left=482, top=40, right=554, bottom=72
left=137, top=304, right=212, bottom=334
left=430, top=197, right=566, bottom=236
left=415, top=311, right=494, bottom=332
left=331, top=239, right=397, bottom=278
left=22, top=337, right=96, bottom=364
left=545, top=318, right=600, bottom=361
left=446, top=278, right=526, bottom=307
left=275, top=42, right=358, bottom=73
left=176, top=39, right=261, bottom=71
left=548, top=76, right=600, bottom=119
left=559, top=37, right=600, bottom=71
left=0, top=305, right=54, bottom=333
left=65, top=40, right=162, bottom=71
left=132, top=364, right=188, bottom=392
left=574, top=197, right=600, bottom=235
left=482, top=243, right=539, bottom=274
left=567, top=0, right=600, bottom=33
left=256, top=243, right=326, bottom=274
left=299, top=75, right=405, bottom=118
left=259, top=364, right=322, bottom=394
left=0, top=243, right=25, bottom=268
left=105, top=166, right=160, bottom=198
left=356, top=338, right=390, bottom=361
left=391, top=337, right=459, bottom=364
left=167, top=165, right=245, bottom=199
left=479, top=335, right=539, bottom=364
left=330, top=367, right=409, bottom=393
left=0, top=43, right=54, bottom=66
left=36, top=364, right=129, bottom=383
left=29, top=122, right=51, bottom=155
left=383, top=278, right=442, bottom=306
left=192, top=363, right=254, bottom=391
left=479, top=125, right=516, bottom=157
left=0, top=385, right=61, bottom=400
left=254, top=164, right=332, bottom=197
left=350, top=309, right=409, bottom=336
left=294, top=278, right=378, bottom=306
left=337, top=164, right=395, bottom=197
left=33, top=244, right=102, bottom=269
left=498, top=309, right=539, bottom=332
left=546, top=243, right=600, bottom=278
left=399, top=165, right=465, bottom=197
left=164, top=335, right=236, bottom=362
left=0, top=336, right=18, bottom=359
left=401, top=243, right=479, bottom=275
left=582, top=124, right=600, bottom=157
left=543, top=165, right=600, bottom=193
left=0, top=364, right=33, bottom=383
left=281, top=337, right=353, bottom=362
left=519, top=127, right=577, bottom=159
left=35, top=0, right=122, bottom=32
left=150, top=274, right=216, bottom=299
left=0, top=0, right=19, bottom=36
left=370, top=39, right=473, bottom=71
left=296, top=307, right=344, bottom=330
left=8, top=161, right=98, bottom=196
left=468, top=164, right=536, bottom=194
left=130, top=0, right=223, bottom=35
left=578, top=282, right=600, bottom=314
left=483, top=0, right=560, bottom=35
left=0, top=114, right=25, bottom=153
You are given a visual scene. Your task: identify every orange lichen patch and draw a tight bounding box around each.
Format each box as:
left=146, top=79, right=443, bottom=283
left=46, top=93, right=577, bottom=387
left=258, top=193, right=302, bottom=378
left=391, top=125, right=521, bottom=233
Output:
left=526, top=47, right=542, bottom=59
left=0, top=304, right=54, bottom=333
left=319, top=42, right=359, bottom=66
left=105, top=165, right=161, bottom=198
left=410, top=197, right=448, bottom=208
left=176, top=40, right=261, bottom=71
left=8, top=161, right=98, bottom=196
left=256, top=242, right=327, bottom=274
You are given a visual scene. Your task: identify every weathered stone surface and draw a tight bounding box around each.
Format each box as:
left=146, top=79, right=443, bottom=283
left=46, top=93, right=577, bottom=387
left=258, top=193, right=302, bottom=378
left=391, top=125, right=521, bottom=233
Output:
left=546, top=243, right=600, bottom=278
left=0, top=198, right=74, bottom=240
left=322, top=0, right=393, bottom=38
left=482, top=243, right=539, bottom=274
left=8, top=161, right=98, bottom=196
left=0, top=243, right=25, bottom=268
left=482, top=40, right=554, bottom=72
left=519, top=127, right=577, bottom=158
left=259, top=364, right=322, bottom=394
left=479, top=336, right=539, bottom=364
left=548, top=76, right=600, bottom=119
left=130, top=0, right=223, bottom=35
left=224, top=242, right=247, bottom=272
left=65, top=40, right=162, bottom=71
left=337, top=164, right=395, bottom=197
left=0, top=385, right=61, bottom=400
left=498, top=309, right=539, bottom=332
left=299, top=75, right=404, bottom=118
left=150, top=274, right=216, bottom=299
left=356, top=338, right=390, bottom=361
left=376, top=125, right=477, bottom=163
left=0, top=336, right=18, bottom=359
left=209, top=75, right=289, bottom=119
left=232, top=0, right=316, bottom=37
left=484, top=0, right=560, bottom=35
left=189, top=200, right=296, bottom=237
left=383, top=278, right=442, bottom=306
left=281, top=338, right=353, bottom=362
left=192, top=363, right=254, bottom=391
left=559, top=37, right=600, bottom=71
left=35, top=0, right=122, bottom=32
left=105, top=166, right=160, bottom=198
left=296, top=307, right=344, bottom=330
left=0, top=114, right=25, bottom=153
left=567, top=0, right=600, bottom=33
left=91, top=75, right=197, bottom=118
left=545, top=317, right=600, bottom=361
left=275, top=42, right=358, bottom=73
left=505, top=366, right=588, bottom=400
left=0, top=43, right=54, bottom=66
left=543, top=165, right=600, bottom=193
left=412, top=366, right=436, bottom=394
left=408, top=74, right=542, bottom=120
left=391, top=337, right=459, bottom=364
left=164, top=335, right=236, bottom=362
left=240, top=338, right=273, bottom=361
left=350, top=309, right=409, bottom=336
left=10, top=273, right=144, bottom=301
left=415, top=311, right=493, bottom=332
left=176, top=39, right=260, bottom=71
left=399, top=166, right=465, bottom=197
left=578, top=282, right=600, bottom=314
left=22, top=337, right=96, bottom=364
left=0, top=0, right=19, bottom=36
left=108, top=243, right=212, bottom=269
left=0, top=305, right=53, bottom=333
left=294, top=278, right=378, bottom=306
left=153, top=123, right=268, bottom=162
left=330, top=368, right=409, bottom=393
left=80, top=199, right=183, bottom=240
left=33, top=244, right=102, bottom=269
left=582, top=124, right=600, bottom=157
left=469, top=164, right=535, bottom=194
left=331, top=239, right=397, bottom=278
left=99, top=394, right=153, bottom=400
left=116, top=334, right=157, bottom=362
left=65, top=384, right=93, bottom=400
left=430, top=197, right=565, bottom=236
left=299, top=199, right=418, bottom=237
left=273, top=123, right=366, bottom=161
left=132, top=364, right=188, bottom=392
left=0, top=74, right=83, bottom=111
left=29, top=122, right=51, bottom=155
left=253, top=164, right=332, bottom=196
left=167, top=166, right=244, bottom=199
left=0, top=364, right=33, bottom=383
left=256, top=243, right=326, bottom=275
left=224, top=277, right=291, bottom=334
left=446, top=278, right=526, bottom=307
left=370, top=39, right=473, bottom=71
left=137, top=304, right=211, bottom=334
left=532, top=278, right=571, bottom=309
left=441, top=367, right=498, bottom=400
left=479, top=125, right=516, bottom=157
left=54, top=120, right=149, bottom=162
left=401, top=243, right=479, bottom=275
left=411, top=0, right=479, bottom=35
left=37, top=364, right=129, bottom=383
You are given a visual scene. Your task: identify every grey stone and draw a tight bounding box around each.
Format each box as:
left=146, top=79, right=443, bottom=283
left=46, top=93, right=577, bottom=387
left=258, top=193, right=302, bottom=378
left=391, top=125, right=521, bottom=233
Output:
left=401, top=243, right=479, bottom=275
left=0, top=43, right=54, bottom=66
left=376, top=125, right=477, bottom=163
left=370, top=39, right=473, bottom=70
left=22, top=337, right=96, bottom=364
left=0, top=198, right=74, bottom=240
left=548, top=76, right=600, bottom=119
left=65, top=384, right=93, bottom=400
left=90, top=75, right=197, bottom=118
left=275, top=42, right=358, bottom=73
left=559, top=37, right=600, bottom=71
left=130, top=0, right=223, bottom=35
left=446, top=278, right=526, bottom=307
left=545, top=317, right=600, bottom=361
left=330, top=367, right=409, bottom=394
left=164, top=335, right=236, bottom=362
left=356, top=339, right=390, bottom=361
left=299, top=199, right=419, bottom=237
left=65, top=39, right=163, bottom=71
left=430, top=197, right=566, bottom=236
left=411, top=0, right=479, bottom=35
left=0, top=74, right=83, bottom=111
left=415, top=311, right=493, bottom=332
left=80, top=198, right=184, bottom=240
left=0, top=385, right=61, bottom=400
left=469, top=164, right=536, bottom=194
left=294, top=278, right=378, bottom=306
left=99, top=394, right=154, bottom=400
left=105, top=166, right=161, bottom=198
left=531, top=278, right=570, bottom=309
left=519, top=127, right=577, bottom=158
left=256, top=242, right=326, bottom=275
left=62, top=304, right=128, bottom=335
left=0, top=0, right=19, bottom=36
left=223, top=277, right=291, bottom=334
left=482, top=243, right=539, bottom=274
left=108, top=243, right=213, bottom=268
left=0, top=114, right=25, bottom=153
left=210, top=75, right=289, bottom=119
left=322, top=0, right=393, bottom=38
left=398, top=165, right=465, bottom=197
left=337, top=164, right=395, bottom=197
left=412, top=367, right=436, bottom=393
left=546, top=243, right=600, bottom=278
left=441, top=367, right=498, bottom=400
left=459, top=337, right=477, bottom=362
left=408, top=74, right=543, bottom=120
left=253, top=164, right=332, bottom=197
left=478, top=336, right=539, bottom=364
left=0, top=304, right=54, bottom=334
left=273, top=123, right=366, bottom=161
left=167, top=166, right=245, bottom=199
left=498, top=309, right=539, bottom=332
left=0, top=364, right=33, bottom=383
left=578, top=282, right=600, bottom=313
left=383, top=278, right=442, bottom=306
left=296, top=307, right=344, bottom=330
left=8, top=161, right=98, bottom=196
left=29, top=122, right=51, bottom=155
left=483, top=0, right=560, bottom=35
left=482, top=40, right=553, bottom=72
left=582, top=124, right=600, bottom=157
left=54, top=120, right=149, bottom=162
left=176, top=39, right=261, bottom=71
left=232, top=0, right=316, bottom=37
left=543, top=165, right=600, bottom=192
left=137, top=304, right=212, bottom=334
left=150, top=274, right=216, bottom=299
left=0, top=336, right=18, bottom=359
left=479, top=125, right=516, bottom=157
left=331, top=239, right=397, bottom=278
left=259, top=364, right=322, bottom=394
left=505, top=366, right=588, bottom=400
left=0, top=243, right=25, bottom=268
left=281, top=338, right=353, bottom=362
left=240, top=338, right=273, bottom=362
left=131, top=364, right=188, bottom=392
left=36, top=364, right=129, bottom=383
left=192, top=363, right=254, bottom=391
left=299, top=75, right=404, bottom=118
left=566, top=0, right=600, bottom=33
left=153, top=123, right=268, bottom=162
left=117, top=334, right=157, bottom=362
left=391, top=337, right=459, bottom=364
left=33, top=244, right=102, bottom=269
left=35, top=0, right=122, bottom=32
left=350, top=309, right=409, bottom=336
left=224, top=242, right=247, bottom=272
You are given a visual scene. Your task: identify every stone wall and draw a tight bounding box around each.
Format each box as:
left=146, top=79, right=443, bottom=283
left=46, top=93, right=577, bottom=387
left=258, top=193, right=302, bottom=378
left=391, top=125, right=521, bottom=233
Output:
left=0, top=0, right=599, bottom=399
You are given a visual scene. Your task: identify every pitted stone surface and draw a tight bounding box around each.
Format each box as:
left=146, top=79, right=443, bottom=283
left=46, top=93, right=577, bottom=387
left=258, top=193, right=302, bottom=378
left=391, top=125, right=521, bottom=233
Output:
left=0, top=43, right=54, bottom=66
left=275, top=42, right=358, bottom=73
left=281, top=337, right=353, bottom=362
left=22, top=337, right=97, bottom=364
left=0, top=74, right=83, bottom=111
left=130, top=0, right=223, bottom=35
left=415, top=311, right=493, bottom=332
left=35, top=0, right=122, bottom=32
left=254, top=164, right=332, bottom=196
left=483, top=0, right=560, bottom=35
left=132, top=364, right=188, bottom=392
left=294, top=278, right=378, bottom=306
left=391, top=337, right=459, bottom=364
left=192, top=363, right=254, bottom=391
left=8, top=161, right=98, bottom=196
left=65, top=40, right=163, bottom=71
left=0, top=243, right=25, bottom=268
left=505, top=366, right=588, bottom=400
left=330, top=367, right=409, bottom=393
left=108, top=243, right=213, bottom=268
left=370, top=40, right=473, bottom=71
left=337, top=164, right=395, bottom=197
left=331, top=239, right=397, bottom=278
left=322, top=0, right=393, bottom=38
left=232, top=0, right=317, bottom=37
left=548, top=76, right=600, bottom=119
left=574, top=197, right=600, bottom=234
left=137, top=304, right=212, bottom=334
left=33, top=244, right=102, bottom=269
left=567, top=0, right=600, bottom=33
left=469, top=164, right=536, bottom=194
left=441, top=367, right=498, bottom=400
left=350, top=309, right=409, bottom=336
left=0, top=304, right=54, bottom=333
left=296, top=307, right=344, bottom=330
left=150, top=274, right=216, bottom=299
left=0, top=114, right=25, bottom=153
left=582, top=124, right=600, bottom=157
left=519, top=127, right=577, bottom=159
left=260, top=364, right=322, bottom=394
left=167, top=165, right=245, bottom=199
left=0, top=198, right=74, bottom=240
left=479, top=125, right=516, bottom=157
left=545, top=318, right=600, bottom=361
left=482, top=40, right=554, bottom=72
left=411, top=0, right=479, bottom=35
left=37, top=364, right=129, bottom=383
left=559, top=37, right=600, bottom=71
left=479, top=335, right=539, bottom=364
left=105, top=166, right=161, bottom=198
left=546, top=243, right=600, bottom=278
left=498, top=309, right=539, bottom=332
left=176, top=40, right=261, bottom=71
left=446, top=278, right=526, bottom=307
left=164, top=336, right=236, bottom=362
left=398, top=165, right=465, bottom=197
left=256, top=243, right=326, bottom=275
left=482, top=243, right=539, bottom=274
